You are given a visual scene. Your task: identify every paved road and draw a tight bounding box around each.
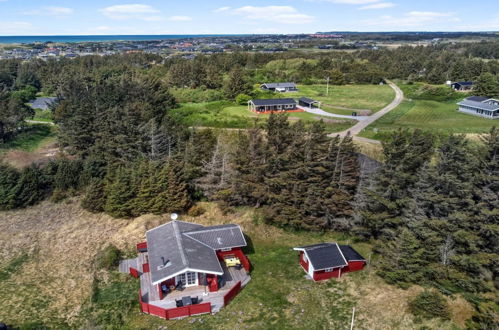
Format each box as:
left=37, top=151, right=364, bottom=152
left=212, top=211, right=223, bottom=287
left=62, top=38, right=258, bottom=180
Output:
left=329, top=80, right=404, bottom=139
left=26, top=120, right=55, bottom=126
left=301, top=106, right=370, bottom=121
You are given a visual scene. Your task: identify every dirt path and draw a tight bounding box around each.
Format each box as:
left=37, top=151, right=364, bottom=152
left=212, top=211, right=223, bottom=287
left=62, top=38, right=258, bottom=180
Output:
left=329, top=80, right=404, bottom=140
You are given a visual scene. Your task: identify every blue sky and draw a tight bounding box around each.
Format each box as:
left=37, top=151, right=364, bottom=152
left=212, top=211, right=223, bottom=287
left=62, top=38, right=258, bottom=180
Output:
left=0, top=0, right=498, bottom=35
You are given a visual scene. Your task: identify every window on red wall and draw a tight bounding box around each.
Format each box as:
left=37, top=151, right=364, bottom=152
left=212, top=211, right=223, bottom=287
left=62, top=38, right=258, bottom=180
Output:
left=325, top=268, right=333, bottom=272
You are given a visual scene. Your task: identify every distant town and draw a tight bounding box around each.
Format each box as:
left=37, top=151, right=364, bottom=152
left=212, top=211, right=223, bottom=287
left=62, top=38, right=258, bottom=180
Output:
left=1, top=32, right=497, bottom=60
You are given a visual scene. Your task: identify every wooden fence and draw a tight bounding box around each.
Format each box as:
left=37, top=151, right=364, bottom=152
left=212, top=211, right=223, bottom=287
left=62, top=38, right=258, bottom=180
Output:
left=223, top=281, right=242, bottom=306
left=139, top=289, right=212, bottom=319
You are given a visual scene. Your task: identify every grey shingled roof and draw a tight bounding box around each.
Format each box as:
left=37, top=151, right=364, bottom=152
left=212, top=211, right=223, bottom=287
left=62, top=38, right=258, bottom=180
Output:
left=466, top=96, right=489, bottom=102
left=184, top=224, right=246, bottom=249
left=146, top=221, right=225, bottom=284
left=294, top=243, right=348, bottom=270
left=29, top=97, right=57, bottom=110
left=338, top=245, right=366, bottom=262
left=262, top=82, right=297, bottom=88
left=458, top=97, right=499, bottom=111
left=250, top=98, right=296, bottom=106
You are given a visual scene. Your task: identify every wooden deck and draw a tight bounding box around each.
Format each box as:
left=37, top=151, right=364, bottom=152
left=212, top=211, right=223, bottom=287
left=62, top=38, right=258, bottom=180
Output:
left=118, top=258, right=139, bottom=273
left=120, top=251, right=251, bottom=314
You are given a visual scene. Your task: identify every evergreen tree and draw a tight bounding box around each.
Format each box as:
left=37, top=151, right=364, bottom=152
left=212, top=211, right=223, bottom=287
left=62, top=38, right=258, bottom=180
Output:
left=81, top=178, right=106, bottom=213
left=104, top=166, right=136, bottom=218
left=0, top=163, right=19, bottom=210
left=13, top=165, right=48, bottom=208
left=223, top=66, right=251, bottom=100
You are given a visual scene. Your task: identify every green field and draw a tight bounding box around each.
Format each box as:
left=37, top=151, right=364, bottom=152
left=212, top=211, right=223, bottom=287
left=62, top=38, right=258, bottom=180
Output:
left=291, top=84, right=395, bottom=115
left=0, top=124, right=56, bottom=154
left=171, top=101, right=356, bottom=133
left=359, top=99, right=497, bottom=140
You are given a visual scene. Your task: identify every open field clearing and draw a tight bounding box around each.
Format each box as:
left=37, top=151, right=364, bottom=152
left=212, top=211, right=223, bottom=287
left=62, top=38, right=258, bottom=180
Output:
left=292, top=84, right=395, bottom=114
left=359, top=99, right=497, bottom=140
left=171, top=102, right=356, bottom=133
left=0, top=201, right=471, bottom=329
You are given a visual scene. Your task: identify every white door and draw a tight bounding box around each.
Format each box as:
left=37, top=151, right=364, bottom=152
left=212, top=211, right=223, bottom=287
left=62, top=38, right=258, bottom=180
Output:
left=176, top=272, right=198, bottom=287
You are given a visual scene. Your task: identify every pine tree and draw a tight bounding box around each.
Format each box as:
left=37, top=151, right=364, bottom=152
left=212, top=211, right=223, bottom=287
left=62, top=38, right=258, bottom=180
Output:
left=0, top=163, right=19, bottom=210
left=13, top=165, right=48, bottom=208
left=223, top=66, right=251, bottom=100
left=81, top=178, right=106, bottom=213
left=104, top=166, right=136, bottom=218
left=164, top=161, right=191, bottom=213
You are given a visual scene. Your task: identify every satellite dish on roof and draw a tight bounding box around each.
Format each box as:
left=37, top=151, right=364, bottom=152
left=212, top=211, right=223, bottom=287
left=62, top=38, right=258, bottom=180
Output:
left=171, top=213, right=178, bottom=221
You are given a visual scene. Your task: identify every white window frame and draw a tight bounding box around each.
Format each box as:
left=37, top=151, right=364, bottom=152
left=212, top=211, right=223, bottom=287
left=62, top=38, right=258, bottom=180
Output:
left=302, top=253, right=307, bottom=263
left=221, top=248, right=232, bottom=252
left=176, top=272, right=198, bottom=287
left=325, top=268, right=333, bottom=272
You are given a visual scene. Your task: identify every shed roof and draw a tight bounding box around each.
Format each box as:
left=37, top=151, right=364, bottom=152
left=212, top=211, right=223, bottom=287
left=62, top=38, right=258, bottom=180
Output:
left=262, top=82, right=297, bottom=88
left=294, top=243, right=347, bottom=270
left=452, top=81, right=474, bottom=86
left=250, top=98, right=296, bottom=106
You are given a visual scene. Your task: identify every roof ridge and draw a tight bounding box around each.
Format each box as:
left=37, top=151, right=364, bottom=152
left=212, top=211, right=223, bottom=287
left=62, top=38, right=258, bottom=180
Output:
left=184, top=224, right=238, bottom=234
left=172, top=221, right=188, bottom=267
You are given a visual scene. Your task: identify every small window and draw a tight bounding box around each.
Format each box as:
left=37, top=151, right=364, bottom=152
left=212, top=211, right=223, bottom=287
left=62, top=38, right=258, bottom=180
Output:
left=302, top=253, right=307, bottom=262
left=221, top=248, right=231, bottom=252
left=325, top=268, right=333, bottom=272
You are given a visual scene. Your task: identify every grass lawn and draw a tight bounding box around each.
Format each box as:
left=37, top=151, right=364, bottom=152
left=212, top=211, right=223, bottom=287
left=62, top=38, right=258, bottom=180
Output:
left=32, top=108, right=54, bottom=123
left=359, top=99, right=497, bottom=140
left=171, top=102, right=356, bottom=133
left=0, top=124, right=56, bottom=154
left=290, top=84, right=395, bottom=115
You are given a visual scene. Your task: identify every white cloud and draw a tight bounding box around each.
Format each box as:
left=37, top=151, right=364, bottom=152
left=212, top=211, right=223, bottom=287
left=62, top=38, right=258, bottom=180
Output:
left=317, top=0, right=380, bottom=4
left=363, top=11, right=459, bottom=28
left=23, top=6, right=74, bottom=16
left=213, top=6, right=230, bottom=13
left=168, top=16, right=192, bottom=21
left=359, top=2, right=395, bottom=10
left=99, top=4, right=162, bottom=21
left=232, top=6, right=315, bottom=24
left=0, top=21, right=33, bottom=35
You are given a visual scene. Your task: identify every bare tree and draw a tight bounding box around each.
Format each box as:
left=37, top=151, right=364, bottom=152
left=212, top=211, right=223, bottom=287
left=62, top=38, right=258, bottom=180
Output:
left=439, top=235, right=455, bottom=267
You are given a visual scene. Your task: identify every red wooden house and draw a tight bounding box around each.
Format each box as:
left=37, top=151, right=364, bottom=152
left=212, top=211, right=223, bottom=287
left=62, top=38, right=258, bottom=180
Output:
left=293, top=243, right=366, bottom=281
left=120, top=219, right=251, bottom=320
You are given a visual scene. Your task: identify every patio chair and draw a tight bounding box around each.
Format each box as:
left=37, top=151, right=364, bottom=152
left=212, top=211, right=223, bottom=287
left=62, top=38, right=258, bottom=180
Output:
left=191, top=296, right=199, bottom=304
left=175, top=281, right=185, bottom=291
left=175, top=299, right=183, bottom=308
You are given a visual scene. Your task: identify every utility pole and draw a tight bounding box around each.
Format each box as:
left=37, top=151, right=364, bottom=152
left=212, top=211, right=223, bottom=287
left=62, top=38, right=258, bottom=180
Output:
left=350, top=307, right=356, bottom=330
left=326, top=76, right=330, bottom=96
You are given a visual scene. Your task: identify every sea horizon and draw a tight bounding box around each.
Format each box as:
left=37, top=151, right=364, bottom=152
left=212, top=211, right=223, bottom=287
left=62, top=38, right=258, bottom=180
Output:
left=0, top=34, right=254, bottom=44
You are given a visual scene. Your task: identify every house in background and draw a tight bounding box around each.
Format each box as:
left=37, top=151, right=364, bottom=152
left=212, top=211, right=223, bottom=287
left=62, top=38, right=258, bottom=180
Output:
left=457, top=96, right=499, bottom=119
left=248, top=98, right=302, bottom=114
left=293, top=243, right=366, bottom=282
left=260, top=82, right=298, bottom=92
left=451, top=81, right=474, bottom=91
left=120, top=219, right=251, bottom=320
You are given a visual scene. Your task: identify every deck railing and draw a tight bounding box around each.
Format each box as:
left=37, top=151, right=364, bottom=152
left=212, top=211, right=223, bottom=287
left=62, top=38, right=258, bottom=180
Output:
left=139, top=289, right=211, bottom=319
left=130, top=267, right=139, bottom=278
left=223, top=281, right=242, bottom=306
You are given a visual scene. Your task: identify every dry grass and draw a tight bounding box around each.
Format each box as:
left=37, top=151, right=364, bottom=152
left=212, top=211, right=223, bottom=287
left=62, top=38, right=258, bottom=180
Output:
left=1, top=140, right=58, bottom=169
left=0, top=201, right=473, bottom=328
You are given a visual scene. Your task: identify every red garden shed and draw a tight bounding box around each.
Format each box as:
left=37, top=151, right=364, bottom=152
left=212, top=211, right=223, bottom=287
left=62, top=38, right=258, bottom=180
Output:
left=293, top=243, right=366, bottom=281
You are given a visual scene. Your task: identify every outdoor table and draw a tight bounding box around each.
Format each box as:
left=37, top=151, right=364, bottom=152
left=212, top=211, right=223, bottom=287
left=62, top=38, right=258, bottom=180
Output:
left=182, top=296, right=192, bottom=306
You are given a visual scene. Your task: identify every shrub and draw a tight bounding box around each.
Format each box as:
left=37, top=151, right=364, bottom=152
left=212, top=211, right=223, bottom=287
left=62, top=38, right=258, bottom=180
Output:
left=409, top=290, right=451, bottom=320
left=187, top=205, right=206, bottom=217
left=235, top=93, right=252, bottom=105
left=95, top=245, right=121, bottom=270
